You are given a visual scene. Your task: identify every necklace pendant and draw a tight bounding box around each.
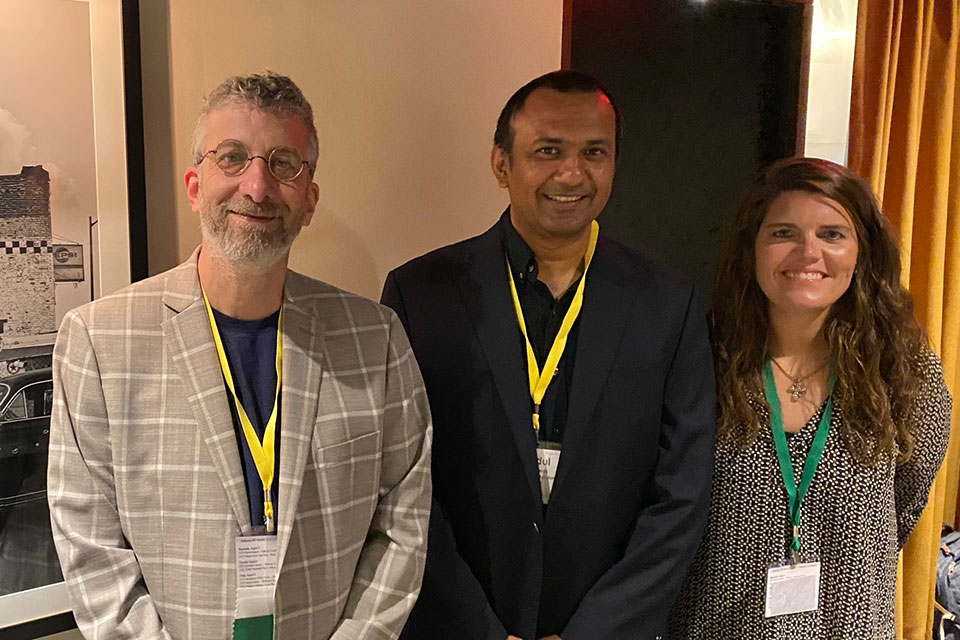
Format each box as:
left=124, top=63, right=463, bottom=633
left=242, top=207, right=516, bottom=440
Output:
left=788, top=379, right=806, bottom=400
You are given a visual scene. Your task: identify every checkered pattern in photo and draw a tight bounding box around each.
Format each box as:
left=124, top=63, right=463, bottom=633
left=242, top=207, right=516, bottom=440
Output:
left=0, top=240, right=52, bottom=255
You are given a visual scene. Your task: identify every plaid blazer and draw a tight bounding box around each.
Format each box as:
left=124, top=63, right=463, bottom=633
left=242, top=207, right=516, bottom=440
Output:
left=48, top=250, right=432, bottom=639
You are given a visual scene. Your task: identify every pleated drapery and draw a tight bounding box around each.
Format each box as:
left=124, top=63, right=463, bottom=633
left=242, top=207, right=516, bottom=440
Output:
left=848, top=0, right=960, bottom=638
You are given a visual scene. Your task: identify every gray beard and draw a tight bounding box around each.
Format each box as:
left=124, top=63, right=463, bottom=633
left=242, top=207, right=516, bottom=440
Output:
left=198, top=196, right=301, bottom=273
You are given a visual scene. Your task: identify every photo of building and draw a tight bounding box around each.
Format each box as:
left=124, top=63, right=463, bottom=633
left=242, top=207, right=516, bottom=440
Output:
left=0, top=166, right=56, bottom=345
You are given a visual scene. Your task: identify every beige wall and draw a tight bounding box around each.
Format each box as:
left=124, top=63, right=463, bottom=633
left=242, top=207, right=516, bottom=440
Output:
left=141, top=0, right=563, bottom=299
left=803, top=0, right=858, bottom=163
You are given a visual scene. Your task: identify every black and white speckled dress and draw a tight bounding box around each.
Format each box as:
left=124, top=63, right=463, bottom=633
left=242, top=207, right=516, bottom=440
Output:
left=669, top=351, right=952, bottom=640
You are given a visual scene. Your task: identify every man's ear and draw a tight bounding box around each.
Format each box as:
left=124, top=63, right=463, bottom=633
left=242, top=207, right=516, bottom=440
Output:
left=490, top=145, right=510, bottom=189
left=184, top=166, right=202, bottom=212
left=301, top=182, right=321, bottom=227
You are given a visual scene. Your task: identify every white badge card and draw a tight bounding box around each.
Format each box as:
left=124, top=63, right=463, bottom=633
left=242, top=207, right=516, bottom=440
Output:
left=764, top=561, right=820, bottom=618
left=235, top=535, right=278, bottom=618
left=537, top=443, right=561, bottom=504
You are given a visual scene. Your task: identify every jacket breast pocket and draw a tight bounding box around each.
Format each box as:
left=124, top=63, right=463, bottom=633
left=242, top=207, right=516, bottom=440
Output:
left=313, top=430, right=382, bottom=518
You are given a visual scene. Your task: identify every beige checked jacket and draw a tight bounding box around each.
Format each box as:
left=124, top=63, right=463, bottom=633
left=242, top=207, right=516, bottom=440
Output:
left=48, top=251, right=432, bottom=639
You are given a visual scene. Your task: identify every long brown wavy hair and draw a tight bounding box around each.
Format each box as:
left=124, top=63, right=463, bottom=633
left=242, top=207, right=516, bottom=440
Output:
left=712, top=157, right=925, bottom=465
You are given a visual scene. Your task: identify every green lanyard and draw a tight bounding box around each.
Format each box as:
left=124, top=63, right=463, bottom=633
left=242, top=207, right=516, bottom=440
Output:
left=763, top=360, right=836, bottom=560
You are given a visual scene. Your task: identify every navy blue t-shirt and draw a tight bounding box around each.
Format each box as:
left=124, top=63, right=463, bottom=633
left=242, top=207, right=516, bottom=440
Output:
left=212, top=307, right=281, bottom=532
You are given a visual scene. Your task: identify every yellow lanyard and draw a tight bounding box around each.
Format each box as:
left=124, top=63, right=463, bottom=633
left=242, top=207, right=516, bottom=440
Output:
left=506, top=220, right=599, bottom=434
left=202, top=288, right=283, bottom=534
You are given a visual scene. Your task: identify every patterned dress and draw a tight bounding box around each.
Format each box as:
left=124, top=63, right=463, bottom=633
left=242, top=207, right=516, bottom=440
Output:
left=669, top=350, right=952, bottom=639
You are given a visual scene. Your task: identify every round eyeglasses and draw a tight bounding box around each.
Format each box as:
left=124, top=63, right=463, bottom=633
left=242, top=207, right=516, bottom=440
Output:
left=200, top=140, right=312, bottom=182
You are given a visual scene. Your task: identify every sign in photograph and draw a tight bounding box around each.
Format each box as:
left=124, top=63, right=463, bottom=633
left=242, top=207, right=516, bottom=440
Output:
left=53, top=244, right=83, bottom=282
left=52, top=244, right=84, bottom=282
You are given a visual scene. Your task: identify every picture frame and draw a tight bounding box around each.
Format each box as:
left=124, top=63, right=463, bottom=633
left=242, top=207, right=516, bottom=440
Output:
left=0, top=0, right=146, bottom=635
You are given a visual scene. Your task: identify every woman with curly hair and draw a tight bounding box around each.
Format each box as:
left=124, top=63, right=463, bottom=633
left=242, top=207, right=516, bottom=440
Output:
left=669, top=157, right=951, bottom=639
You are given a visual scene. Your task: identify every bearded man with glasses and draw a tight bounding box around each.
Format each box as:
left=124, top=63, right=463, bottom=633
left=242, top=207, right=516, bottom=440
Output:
left=48, top=71, right=432, bottom=640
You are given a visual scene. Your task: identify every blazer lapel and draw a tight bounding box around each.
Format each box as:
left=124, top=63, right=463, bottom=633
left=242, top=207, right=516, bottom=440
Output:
left=459, top=223, right=540, bottom=502
left=161, top=255, right=251, bottom=533
left=274, top=284, right=323, bottom=569
left=551, top=237, right=635, bottom=499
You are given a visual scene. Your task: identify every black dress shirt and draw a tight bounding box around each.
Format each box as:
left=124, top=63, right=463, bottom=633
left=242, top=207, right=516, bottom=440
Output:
left=500, top=211, right=581, bottom=444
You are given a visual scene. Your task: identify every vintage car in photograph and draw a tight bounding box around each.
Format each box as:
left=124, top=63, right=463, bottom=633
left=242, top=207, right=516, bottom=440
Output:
left=0, top=368, right=53, bottom=464
left=0, top=367, right=62, bottom=595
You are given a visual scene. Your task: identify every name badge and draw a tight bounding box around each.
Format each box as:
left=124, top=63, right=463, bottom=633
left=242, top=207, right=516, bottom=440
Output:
left=764, top=561, right=820, bottom=618
left=537, top=443, right=561, bottom=504
left=235, top=535, right=278, bottom=619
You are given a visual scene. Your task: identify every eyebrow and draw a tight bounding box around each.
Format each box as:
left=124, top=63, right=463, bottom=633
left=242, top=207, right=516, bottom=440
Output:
left=762, top=221, right=853, bottom=230
left=532, top=136, right=612, bottom=146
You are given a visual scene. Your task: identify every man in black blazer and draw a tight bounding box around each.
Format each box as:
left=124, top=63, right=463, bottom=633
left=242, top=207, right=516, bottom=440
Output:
left=381, top=71, right=715, bottom=640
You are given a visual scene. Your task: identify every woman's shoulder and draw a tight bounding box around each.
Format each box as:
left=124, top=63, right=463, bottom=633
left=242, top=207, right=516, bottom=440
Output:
left=911, top=345, right=951, bottom=407
left=913, top=343, right=945, bottom=375
left=901, top=345, right=952, bottom=460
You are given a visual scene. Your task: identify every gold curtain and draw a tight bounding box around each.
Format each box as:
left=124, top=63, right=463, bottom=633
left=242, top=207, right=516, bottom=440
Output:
left=848, top=0, right=960, bottom=638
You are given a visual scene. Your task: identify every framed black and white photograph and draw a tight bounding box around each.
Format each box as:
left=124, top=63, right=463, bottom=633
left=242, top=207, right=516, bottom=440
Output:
left=0, top=0, right=145, bottom=634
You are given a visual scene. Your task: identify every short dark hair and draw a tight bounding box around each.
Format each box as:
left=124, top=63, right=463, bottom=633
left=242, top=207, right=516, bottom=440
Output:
left=493, top=70, right=622, bottom=159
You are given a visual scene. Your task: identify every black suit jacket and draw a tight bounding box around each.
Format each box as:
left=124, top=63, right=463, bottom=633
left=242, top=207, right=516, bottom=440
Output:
left=381, top=219, right=715, bottom=640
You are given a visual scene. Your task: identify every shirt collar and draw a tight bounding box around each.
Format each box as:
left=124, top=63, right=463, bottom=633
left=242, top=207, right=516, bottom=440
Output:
left=500, top=208, right=539, bottom=285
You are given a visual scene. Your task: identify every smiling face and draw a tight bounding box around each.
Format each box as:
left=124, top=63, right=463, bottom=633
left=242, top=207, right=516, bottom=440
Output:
left=184, top=104, right=320, bottom=270
left=755, top=190, right=859, bottom=317
left=491, top=88, right=616, bottom=246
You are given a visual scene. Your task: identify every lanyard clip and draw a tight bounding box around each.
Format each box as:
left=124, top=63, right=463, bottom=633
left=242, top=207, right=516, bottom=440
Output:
left=790, top=525, right=801, bottom=564
left=264, top=489, right=275, bottom=534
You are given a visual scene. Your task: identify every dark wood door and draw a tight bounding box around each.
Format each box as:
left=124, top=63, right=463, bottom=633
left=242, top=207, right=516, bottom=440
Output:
left=566, top=0, right=811, bottom=300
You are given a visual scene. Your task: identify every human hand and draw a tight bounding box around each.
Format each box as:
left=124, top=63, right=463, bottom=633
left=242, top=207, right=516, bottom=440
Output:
left=507, top=636, right=525, bottom=640
left=537, top=636, right=562, bottom=640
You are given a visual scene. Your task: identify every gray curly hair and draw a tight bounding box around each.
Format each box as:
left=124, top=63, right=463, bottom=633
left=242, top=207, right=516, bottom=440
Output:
left=191, top=71, right=319, bottom=174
